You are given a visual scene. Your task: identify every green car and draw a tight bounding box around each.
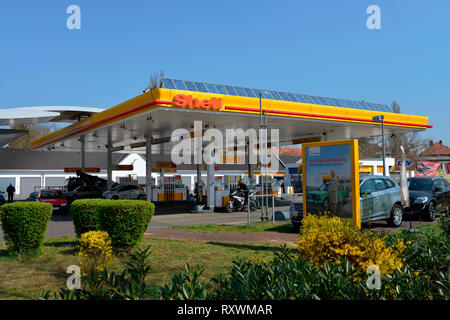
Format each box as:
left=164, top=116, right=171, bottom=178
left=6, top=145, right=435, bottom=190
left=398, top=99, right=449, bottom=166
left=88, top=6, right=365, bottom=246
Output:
left=306, top=183, right=349, bottom=208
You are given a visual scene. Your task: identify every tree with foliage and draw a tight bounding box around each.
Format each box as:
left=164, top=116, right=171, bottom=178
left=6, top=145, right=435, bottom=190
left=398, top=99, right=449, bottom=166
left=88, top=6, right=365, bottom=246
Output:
left=359, top=101, right=428, bottom=159
left=8, top=124, right=56, bottom=149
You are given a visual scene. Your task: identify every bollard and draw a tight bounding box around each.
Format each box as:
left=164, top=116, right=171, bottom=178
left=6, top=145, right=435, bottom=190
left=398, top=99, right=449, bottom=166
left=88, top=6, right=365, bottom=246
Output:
left=247, top=195, right=251, bottom=225
left=272, top=195, right=275, bottom=222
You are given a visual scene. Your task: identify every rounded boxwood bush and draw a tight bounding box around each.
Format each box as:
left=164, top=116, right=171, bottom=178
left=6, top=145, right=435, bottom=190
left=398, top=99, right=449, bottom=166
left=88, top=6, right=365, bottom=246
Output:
left=97, top=200, right=154, bottom=254
left=0, top=202, right=53, bottom=255
left=71, top=199, right=105, bottom=238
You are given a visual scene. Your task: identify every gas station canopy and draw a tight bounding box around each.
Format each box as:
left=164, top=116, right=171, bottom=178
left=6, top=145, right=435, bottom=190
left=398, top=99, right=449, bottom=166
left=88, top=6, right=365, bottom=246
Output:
left=30, top=79, right=432, bottom=153
left=1, top=106, right=104, bottom=126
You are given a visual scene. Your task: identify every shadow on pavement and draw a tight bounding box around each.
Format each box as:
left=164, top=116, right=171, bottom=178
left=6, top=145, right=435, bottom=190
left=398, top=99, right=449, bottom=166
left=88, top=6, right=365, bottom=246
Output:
left=263, top=223, right=297, bottom=234
left=154, top=202, right=196, bottom=215
left=207, top=241, right=296, bottom=254
left=50, top=213, right=73, bottom=222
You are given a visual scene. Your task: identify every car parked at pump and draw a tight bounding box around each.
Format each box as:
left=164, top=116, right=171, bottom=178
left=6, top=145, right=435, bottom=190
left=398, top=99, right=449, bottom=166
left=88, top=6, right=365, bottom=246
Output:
left=64, top=185, right=106, bottom=203
left=405, top=176, right=450, bottom=221
left=38, top=189, right=69, bottom=214
left=359, top=176, right=403, bottom=227
left=102, top=184, right=146, bottom=200
left=289, top=175, right=404, bottom=231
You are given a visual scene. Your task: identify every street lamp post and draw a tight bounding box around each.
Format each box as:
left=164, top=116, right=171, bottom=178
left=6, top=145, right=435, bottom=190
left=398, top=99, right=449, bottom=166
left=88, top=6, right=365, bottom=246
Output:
left=372, top=115, right=386, bottom=176
left=259, top=92, right=265, bottom=220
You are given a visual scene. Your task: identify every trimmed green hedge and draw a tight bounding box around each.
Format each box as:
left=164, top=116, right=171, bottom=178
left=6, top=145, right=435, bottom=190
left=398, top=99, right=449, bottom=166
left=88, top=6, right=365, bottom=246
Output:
left=0, top=202, right=52, bottom=255
left=71, top=199, right=105, bottom=238
left=97, top=200, right=154, bottom=254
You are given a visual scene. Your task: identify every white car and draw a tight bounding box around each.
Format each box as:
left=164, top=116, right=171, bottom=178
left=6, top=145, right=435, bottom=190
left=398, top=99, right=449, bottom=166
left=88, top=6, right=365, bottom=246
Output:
left=102, top=184, right=146, bottom=200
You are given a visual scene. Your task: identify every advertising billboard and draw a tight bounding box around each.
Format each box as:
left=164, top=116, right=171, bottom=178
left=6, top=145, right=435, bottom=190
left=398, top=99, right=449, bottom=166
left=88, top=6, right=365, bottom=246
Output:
left=302, top=140, right=360, bottom=228
left=416, top=160, right=441, bottom=177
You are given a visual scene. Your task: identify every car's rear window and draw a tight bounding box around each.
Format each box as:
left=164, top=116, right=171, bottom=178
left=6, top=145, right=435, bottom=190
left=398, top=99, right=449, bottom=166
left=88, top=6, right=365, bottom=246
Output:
left=408, top=179, right=432, bottom=191
left=41, top=190, right=64, bottom=199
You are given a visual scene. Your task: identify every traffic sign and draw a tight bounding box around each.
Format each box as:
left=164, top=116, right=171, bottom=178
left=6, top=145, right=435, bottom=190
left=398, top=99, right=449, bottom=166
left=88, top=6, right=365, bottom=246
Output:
left=394, top=155, right=415, bottom=171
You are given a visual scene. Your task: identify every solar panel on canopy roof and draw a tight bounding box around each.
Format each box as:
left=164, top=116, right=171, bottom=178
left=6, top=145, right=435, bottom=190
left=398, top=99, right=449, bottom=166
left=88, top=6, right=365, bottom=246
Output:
left=161, top=78, right=392, bottom=112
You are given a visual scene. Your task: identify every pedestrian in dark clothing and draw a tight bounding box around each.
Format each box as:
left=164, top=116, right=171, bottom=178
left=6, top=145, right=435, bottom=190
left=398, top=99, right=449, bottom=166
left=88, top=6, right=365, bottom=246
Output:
left=6, top=182, right=15, bottom=203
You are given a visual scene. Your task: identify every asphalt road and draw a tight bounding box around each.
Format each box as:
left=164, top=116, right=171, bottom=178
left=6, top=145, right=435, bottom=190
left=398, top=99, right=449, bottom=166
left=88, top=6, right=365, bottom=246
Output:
left=0, top=204, right=291, bottom=242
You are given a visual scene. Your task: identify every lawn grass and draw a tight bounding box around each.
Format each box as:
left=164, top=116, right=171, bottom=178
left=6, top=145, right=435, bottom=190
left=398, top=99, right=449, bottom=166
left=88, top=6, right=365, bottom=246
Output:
left=0, top=235, right=292, bottom=300
left=380, top=218, right=442, bottom=235
left=413, top=219, right=442, bottom=233
left=173, top=221, right=295, bottom=233
left=173, top=219, right=443, bottom=235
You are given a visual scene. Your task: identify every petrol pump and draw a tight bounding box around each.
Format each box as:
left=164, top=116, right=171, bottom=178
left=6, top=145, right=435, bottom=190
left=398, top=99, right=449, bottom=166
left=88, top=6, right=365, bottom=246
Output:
left=283, top=163, right=303, bottom=194
left=214, top=175, right=241, bottom=208
left=151, top=173, right=187, bottom=202
left=254, top=175, right=279, bottom=195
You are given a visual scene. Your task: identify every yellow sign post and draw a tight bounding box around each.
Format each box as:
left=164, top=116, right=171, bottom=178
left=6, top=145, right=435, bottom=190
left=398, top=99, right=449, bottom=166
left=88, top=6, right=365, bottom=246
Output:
left=302, top=139, right=360, bottom=229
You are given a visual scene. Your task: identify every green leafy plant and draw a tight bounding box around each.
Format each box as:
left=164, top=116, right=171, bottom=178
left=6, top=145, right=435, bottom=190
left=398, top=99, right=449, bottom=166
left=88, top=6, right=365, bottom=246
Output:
left=160, top=245, right=449, bottom=300
left=384, top=230, right=449, bottom=299
left=160, top=264, right=210, bottom=300
left=41, top=215, right=449, bottom=300
left=439, top=209, right=450, bottom=235
left=97, top=200, right=154, bottom=254
left=159, top=250, right=369, bottom=300
left=0, top=202, right=52, bottom=255
left=71, top=199, right=105, bottom=237
left=40, top=245, right=155, bottom=300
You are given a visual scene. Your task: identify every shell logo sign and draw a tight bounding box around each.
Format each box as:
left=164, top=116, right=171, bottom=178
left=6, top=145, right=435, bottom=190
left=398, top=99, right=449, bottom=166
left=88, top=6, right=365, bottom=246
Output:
left=172, top=94, right=222, bottom=111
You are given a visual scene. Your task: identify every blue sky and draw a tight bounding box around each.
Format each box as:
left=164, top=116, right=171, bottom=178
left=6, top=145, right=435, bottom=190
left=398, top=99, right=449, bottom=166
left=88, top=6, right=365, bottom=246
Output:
left=1, top=0, right=449, bottom=143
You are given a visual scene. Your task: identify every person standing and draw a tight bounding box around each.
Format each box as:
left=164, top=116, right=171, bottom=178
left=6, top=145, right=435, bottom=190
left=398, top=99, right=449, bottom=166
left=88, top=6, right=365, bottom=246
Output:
left=6, top=182, right=15, bottom=203
left=328, top=170, right=339, bottom=216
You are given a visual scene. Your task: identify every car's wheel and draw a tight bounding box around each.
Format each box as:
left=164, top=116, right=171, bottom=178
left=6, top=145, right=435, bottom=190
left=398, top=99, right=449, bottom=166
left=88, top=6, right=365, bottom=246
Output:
left=112, top=195, right=119, bottom=200
left=388, top=204, right=403, bottom=227
left=423, top=201, right=436, bottom=221
left=225, top=201, right=233, bottom=213
left=137, top=194, right=145, bottom=200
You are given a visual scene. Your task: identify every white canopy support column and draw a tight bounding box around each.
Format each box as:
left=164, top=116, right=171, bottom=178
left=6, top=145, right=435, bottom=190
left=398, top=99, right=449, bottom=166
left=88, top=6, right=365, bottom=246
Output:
left=194, top=123, right=203, bottom=203
left=145, top=133, right=152, bottom=202
left=206, top=164, right=215, bottom=210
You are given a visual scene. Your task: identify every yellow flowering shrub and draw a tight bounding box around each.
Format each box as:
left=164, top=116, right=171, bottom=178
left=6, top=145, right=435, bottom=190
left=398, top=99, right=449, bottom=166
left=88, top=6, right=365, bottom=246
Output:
left=297, top=214, right=405, bottom=276
left=78, top=231, right=114, bottom=275
left=246, top=256, right=268, bottom=266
